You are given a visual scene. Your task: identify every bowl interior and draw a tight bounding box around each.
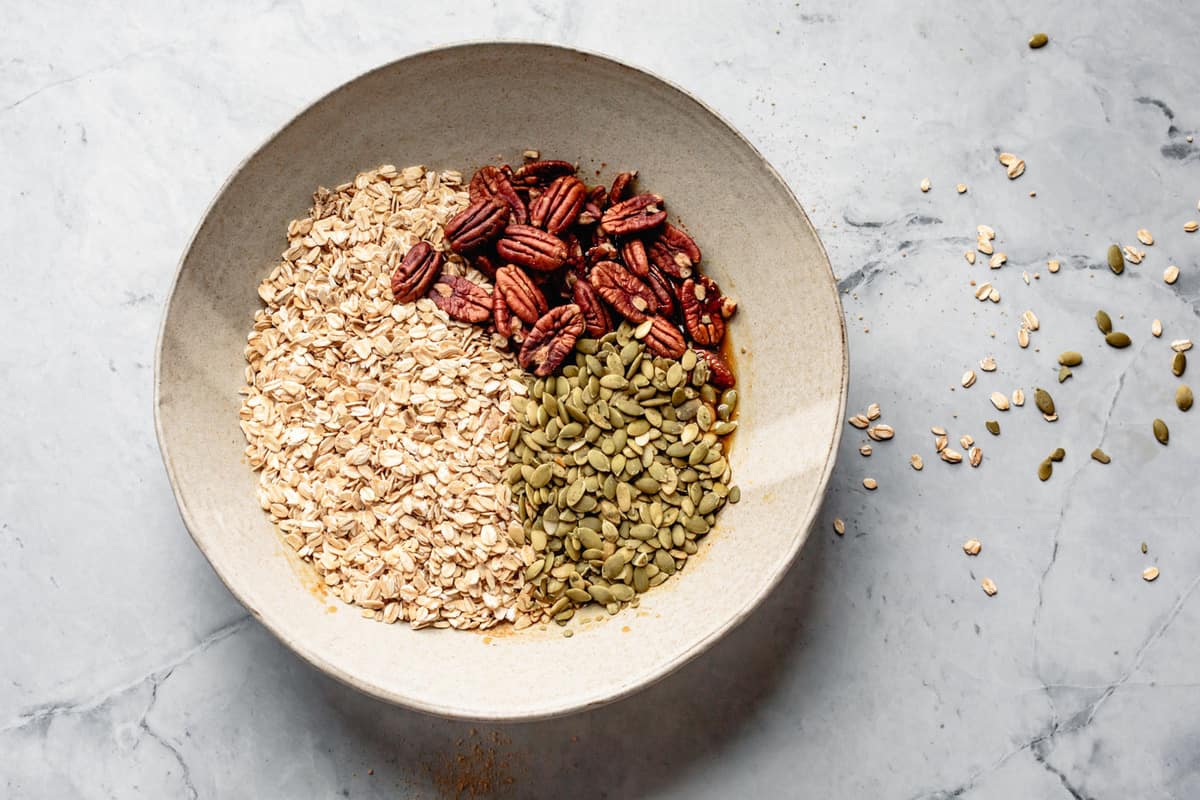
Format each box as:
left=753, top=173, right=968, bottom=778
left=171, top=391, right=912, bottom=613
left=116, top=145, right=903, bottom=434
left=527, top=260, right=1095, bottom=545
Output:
left=156, top=43, right=846, bottom=720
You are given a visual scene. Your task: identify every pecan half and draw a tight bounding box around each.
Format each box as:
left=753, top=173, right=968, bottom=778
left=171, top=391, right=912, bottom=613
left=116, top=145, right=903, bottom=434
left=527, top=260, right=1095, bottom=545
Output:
left=468, top=166, right=527, bottom=225
left=445, top=198, right=510, bottom=254
left=608, top=171, right=637, bottom=205
left=511, top=160, right=576, bottom=187
left=600, top=194, right=666, bottom=236
left=648, top=223, right=701, bottom=279
left=590, top=260, right=658, bottom=322
left=646, top=265, right=677, bottom=318
left=495, top=265, right=549, bottom=325
left=496, top=225, right=568, bottom=272
left=679, top=278, right=725, bottom=345
left=390, top=241, right=443, bottom=302
left=519, top=304, right=585, bottom=376
left=492, top=287, right=523, bottom=341
left=620, top=238, right=651, bottom=277
left=642, top=317, right=687, bottom=359
left=427, top=273, right=492, bottom=323
left=528, top=175, right=586, bottom=235
left=572, top=278, right=613, bottom=337
left=587, top=184, right=608, bottom=206
left=695, top=348, right=735, bottom=388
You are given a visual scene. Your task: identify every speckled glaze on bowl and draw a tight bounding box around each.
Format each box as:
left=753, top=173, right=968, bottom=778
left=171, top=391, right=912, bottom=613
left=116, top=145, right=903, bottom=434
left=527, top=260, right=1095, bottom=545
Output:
left=155, top=43, right=847, bottom=721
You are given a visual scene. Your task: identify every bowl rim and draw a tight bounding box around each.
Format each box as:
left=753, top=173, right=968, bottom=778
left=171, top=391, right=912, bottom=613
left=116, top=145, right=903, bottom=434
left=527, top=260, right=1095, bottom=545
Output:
left=154, top=40, right=848, bottom=721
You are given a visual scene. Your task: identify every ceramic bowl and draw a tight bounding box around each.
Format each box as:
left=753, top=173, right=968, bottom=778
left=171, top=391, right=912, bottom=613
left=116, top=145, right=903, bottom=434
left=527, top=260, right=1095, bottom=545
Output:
left=155, top=43, right=846, bottom=720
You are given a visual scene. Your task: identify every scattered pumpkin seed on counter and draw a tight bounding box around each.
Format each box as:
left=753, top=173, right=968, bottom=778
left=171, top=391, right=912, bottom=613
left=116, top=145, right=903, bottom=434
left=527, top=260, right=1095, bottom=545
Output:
left=1177, top=385, right=1193, bottom=412
left=1105, top=331, right=1132, bottom=348
left=505, top=322, right=740, bottom=623
left=1095, top=310, right=1113, bottom=334
left=1107, top=244, right=1124, bottom=275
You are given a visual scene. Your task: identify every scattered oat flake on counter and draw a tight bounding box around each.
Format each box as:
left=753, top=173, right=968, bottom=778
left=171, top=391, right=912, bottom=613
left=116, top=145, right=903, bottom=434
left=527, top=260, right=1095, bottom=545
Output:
left=862, top=478, right=878, bottom=490
left=1164, top=265, right=1180, bottom=285
left=1123, top=245, right=1145, bottom=264
left=1185, top=221, right=1198, bottom=233
left=963, top=539, right=982, bottom=556
left=979, top=356, right=997, bottom=372
left=1172, top=339, right=1193, bottom=353
left=997, top=152, right=1025, bottom=179
left=1137, top=228, right=1155, bottom=245
left=957, top=183, right=968, bottom=194
left=1047, top=259, right=1060, bottom=273
left=859, top=444, right=873, bottom=456
left=920, top=178, right=931, bottom=193
left=965, top=251, right=977, bottom=265
left=1143, top=566, right=1160, bottom=582
left=833, top=518, right=846, bottom=536
left=1152, top=319, right=1163, bottom=337
left=981, top=578, right=998, bottom=596
left=911, top=454, right=924, bottom=471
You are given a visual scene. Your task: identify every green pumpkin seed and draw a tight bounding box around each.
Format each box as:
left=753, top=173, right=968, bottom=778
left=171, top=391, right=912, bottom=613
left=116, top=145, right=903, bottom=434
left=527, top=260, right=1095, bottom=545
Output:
left=1091, top=448, right=1111, bottom=464
left=565, top=588, right=591, bottom=603
left=1049, top=447, right=1065, bottom=462
left=1038, top=459, right=1053, bottom=481
left=1105, top=331, right=1131, bottom=348
left=985, top=420, right=1000, bottom=436
left=728, top=485, right=741, bottom=504
left=1058, top=351, right=1083, bottom=367
left=529, top=462, right=553, bottom=488
left=1095, top=310, right=1112, bottom=334
left=609, top=583, right=635, bottom=602
left=1173, top=352, right=1187, bottom=377
left=1058, top=366, right=1073, bottom=383
left=1177, top=385, right=1193, bottom=411
left=1028, top=32, right=1048, bottom=48
left=1154, top=418, right=1169, bottom=444
left=1107, top=244, right=1124, bottom=275
left=1034, top=388, right=1055, bottom=416
left=587, top=450, right=611, bottom=472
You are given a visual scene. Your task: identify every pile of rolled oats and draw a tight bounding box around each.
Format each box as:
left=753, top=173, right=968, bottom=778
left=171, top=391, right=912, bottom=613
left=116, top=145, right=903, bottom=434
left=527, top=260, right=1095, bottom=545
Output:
left=239, top=165, right=542, bottom=630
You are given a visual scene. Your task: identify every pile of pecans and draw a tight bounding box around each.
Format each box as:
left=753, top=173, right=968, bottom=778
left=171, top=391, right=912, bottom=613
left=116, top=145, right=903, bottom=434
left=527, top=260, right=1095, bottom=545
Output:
left=391, top=156, right=738, bottom=383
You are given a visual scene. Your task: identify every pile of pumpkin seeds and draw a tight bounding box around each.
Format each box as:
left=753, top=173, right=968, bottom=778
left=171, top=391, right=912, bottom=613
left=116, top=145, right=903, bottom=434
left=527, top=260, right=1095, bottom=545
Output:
left=505, top=322, right=740, bottom=624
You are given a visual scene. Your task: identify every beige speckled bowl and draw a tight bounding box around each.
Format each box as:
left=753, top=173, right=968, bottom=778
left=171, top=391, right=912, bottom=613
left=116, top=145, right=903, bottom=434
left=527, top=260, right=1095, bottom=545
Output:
left=155, top=43, right=847, bottom=720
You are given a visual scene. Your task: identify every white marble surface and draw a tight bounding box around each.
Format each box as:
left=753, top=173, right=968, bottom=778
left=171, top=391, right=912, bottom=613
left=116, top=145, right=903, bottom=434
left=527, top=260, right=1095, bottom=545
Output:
left=3, top=1, right=1200, bottom=797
